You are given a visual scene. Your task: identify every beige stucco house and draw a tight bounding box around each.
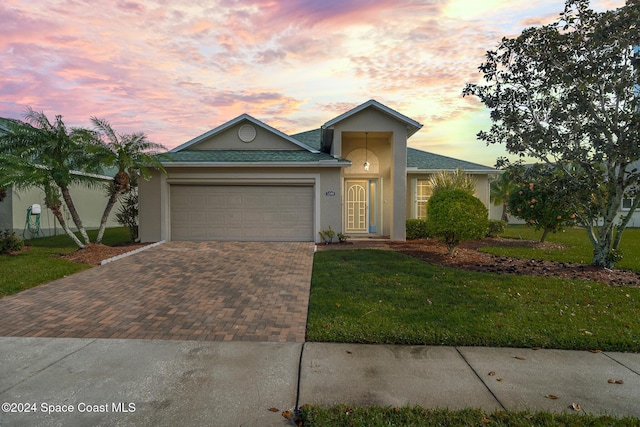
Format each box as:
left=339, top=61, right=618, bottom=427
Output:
left=0, top=178, right=122, bottom=238
left=139, top=100, right=498, bottom=243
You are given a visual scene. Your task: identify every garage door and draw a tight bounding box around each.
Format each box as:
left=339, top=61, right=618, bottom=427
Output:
left=171, top=185, right=314, bottom=241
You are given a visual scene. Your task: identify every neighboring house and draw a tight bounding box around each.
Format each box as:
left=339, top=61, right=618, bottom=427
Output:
left=0, top=173, right=122, bottom=238
left=139, top=100, right=499, bottom=243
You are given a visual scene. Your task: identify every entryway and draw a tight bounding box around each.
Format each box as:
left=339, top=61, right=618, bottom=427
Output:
left=345, top=179, right=379, bottom=234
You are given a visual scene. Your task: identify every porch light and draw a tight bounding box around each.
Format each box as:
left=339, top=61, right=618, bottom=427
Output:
left=364, top=132, right=370, bottom=171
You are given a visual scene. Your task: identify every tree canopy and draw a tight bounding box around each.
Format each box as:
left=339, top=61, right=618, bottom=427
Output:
left=464, top=0, right=640, bottom=268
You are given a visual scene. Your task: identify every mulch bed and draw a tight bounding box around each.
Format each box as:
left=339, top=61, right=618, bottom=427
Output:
left=318, top=238, right=640, bottom=287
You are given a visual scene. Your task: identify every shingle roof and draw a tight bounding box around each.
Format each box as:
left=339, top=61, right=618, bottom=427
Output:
left=290, top=129, right=322, bottom=150
left=162, top=150, right=345, bottom=164
left=407, top=147, right=496, bottom=172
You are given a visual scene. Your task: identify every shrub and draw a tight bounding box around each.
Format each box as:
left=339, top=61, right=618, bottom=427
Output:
left=427, top=190, right=488, bottom=255
left=1, top=229, right=24, bottom=254
left=406, top=219, right=430, bottom=240
left=318, top=226, right=336, bottom=244
left=430, top=168, right=476, bottom=196
left=508, top=181, right=577, bottom=242
left=115, top=189, right=139, bottom=243
left=487, top=219, right=507, bottom=237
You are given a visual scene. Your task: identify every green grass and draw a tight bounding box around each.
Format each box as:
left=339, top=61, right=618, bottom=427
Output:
left=0, top=228, right=132, bottom=298
left=300, top=405, right=638, bottom=426
left=484, top=226, right=640, bottom=271
left=308, top=250, right=640, bottom=351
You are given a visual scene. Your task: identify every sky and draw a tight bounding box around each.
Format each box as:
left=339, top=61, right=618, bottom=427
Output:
left=0, top=0, right=626, bottom=167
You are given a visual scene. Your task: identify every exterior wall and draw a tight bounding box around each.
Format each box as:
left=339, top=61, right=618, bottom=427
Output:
left=2, top=183, right=122, bottom=238
left=406, top=173, right=499, bottom=220
left=331, top=108, right=408, bottom=240
left=190, top=121, right=304, bottom=151
left=138, top=166, right=343, bottom=243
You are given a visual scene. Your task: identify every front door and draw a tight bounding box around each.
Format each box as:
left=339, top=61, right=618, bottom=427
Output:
left=345, top=180, right=378, bottom=234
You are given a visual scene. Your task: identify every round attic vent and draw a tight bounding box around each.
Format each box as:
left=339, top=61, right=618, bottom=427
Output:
left=238, top=124, right=256, bottom=143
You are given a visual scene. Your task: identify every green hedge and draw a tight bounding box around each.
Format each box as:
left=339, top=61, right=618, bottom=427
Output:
left=406, top=219, right=430, bottom=240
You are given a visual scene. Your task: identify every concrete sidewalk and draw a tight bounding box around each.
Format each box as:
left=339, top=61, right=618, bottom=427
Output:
left=1, top=338, right=639, bottom=426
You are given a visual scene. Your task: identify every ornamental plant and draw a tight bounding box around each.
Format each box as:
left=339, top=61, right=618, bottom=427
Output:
left=508, top=181, right=577, bottom=242
left=426, top=189, right=488, bottom=255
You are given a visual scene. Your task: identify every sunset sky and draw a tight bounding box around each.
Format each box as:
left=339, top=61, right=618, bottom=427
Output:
left=0, top=0, right=625, bottom=167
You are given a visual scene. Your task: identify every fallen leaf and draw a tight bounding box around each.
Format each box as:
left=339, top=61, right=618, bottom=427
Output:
left=345, top=408, right=354, bottom=415
left=571, top=402, right=581, bottom=411
left=608, top=379, right=616, bottom=383
left=624, top=324, right=632, bottom=329
left=322, top=324, right=330, bottom=329
left=268, top=407, right=279, bottom=412
left=497, top=378, right=503, bottom=382
left=282, top=410, right=292, bottom=419
left=488, top=371, right=496, bottom=376
left=545, top=395, right=559, bottom=400
left=393, top=407, right=400, bottom=413
left=346, top=350, right=352, bottom=354
left=482, top=417, right=492, bottom=423
left=616, top=379, right=624, bottom=384
left=588, top=349, right=602, bottom=353
left=514, top=356, right=526, bottom=360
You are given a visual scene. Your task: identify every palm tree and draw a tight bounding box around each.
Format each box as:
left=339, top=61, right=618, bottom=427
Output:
left=0, top=153, right=86, bottom=248
left=90, top=117, right=166, bottom=244
left=490, top=172, right=517, bottom=223
left=0, top=109, right=102, bottom=247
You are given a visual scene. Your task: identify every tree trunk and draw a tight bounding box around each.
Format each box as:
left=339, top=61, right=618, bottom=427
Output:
left=501, top=202, right=509, bottom=223
left=95, top=189, right=121, bottom=244
left=49, top=205, right=85, bottom=249
left=540, top=228, right=550, bottom=243
left=60, top=185, right=90, bottom=245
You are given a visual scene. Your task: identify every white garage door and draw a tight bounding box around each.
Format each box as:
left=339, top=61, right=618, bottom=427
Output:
left=171, top=185, right=314, bottom=241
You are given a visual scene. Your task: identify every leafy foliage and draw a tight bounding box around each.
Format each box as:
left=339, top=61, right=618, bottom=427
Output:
left=487, top=219, right=506, bottom=238
left=489, top=171, right=517, bottom=222
left=0, top=229, right=24, bottom=254
left=426, top=189, right=488, bottom=255
left=115, top=188, right=139, bottom=243
left=507, top=164, right=578, bottom=242
left=464, top=0, right=640, bottom=268
left=429, top=168, right=476, bottom=196
left=406, top=219, right=430, bottom=240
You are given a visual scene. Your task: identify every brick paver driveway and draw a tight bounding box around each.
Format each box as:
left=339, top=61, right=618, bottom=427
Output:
left=0, top=242, right=314, bottom=342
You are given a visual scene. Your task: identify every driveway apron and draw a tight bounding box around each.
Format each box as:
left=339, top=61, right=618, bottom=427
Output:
left=0, top=242, right=314, bottom=342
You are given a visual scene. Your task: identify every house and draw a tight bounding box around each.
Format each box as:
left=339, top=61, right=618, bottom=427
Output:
left=0, top=174, right=123, bottom=238
left=139, top=100, right=499, bottom=243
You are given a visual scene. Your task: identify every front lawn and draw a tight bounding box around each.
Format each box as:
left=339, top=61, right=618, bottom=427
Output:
left=300, top=405, right=638, bottom=426
left=307, top=250, right=640, bottom=351
left=483, top=226, right=640, bottom=272
left=0, top=228, right=132, bottom=298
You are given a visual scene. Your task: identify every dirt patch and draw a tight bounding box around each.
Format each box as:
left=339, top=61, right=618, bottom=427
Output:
left=62, top=243, right=149, bottom=266
left=318, top=238, right=640, bottom=288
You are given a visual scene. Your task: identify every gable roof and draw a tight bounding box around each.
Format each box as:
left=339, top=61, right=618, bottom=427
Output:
left=171, top=113, right=320, bottom=153
left=161, top=149, right=347, bottom=166
left=407, top=147, right=496, bottom=173
left=323, top=100, right=423, bottom=138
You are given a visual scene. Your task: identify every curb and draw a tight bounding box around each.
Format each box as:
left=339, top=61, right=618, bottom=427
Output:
left=100, top=240, right=166, bottom=265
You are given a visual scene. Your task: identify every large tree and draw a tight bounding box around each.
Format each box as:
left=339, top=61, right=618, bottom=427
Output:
left=464, top=0, right=640, bottom=268
left=90, top=117, right=165, bottom=244
left=0, top=109, right=103, bottom=247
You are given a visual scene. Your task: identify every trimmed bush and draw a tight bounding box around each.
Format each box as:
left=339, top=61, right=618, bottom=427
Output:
left=487, top=219, right=507, bottom=237
left=1, top=229, right=24, bottom=254
left=427, top=190, right=488, bottom=255
left=406, top=219, right=430, bottom=240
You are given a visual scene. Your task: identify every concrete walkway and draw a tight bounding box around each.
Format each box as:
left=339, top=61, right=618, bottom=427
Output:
left=1, top=338, right=638, bottom=426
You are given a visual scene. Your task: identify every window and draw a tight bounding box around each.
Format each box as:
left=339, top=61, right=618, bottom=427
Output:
left=622, top=198, right=635, bottom=210
left=416, top=179, right=432, bottom=219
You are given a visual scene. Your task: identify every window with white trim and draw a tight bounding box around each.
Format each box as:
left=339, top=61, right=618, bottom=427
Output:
left=622, top=198, right=635, bottom=210
left=416, top=179, right=432, bottom=219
